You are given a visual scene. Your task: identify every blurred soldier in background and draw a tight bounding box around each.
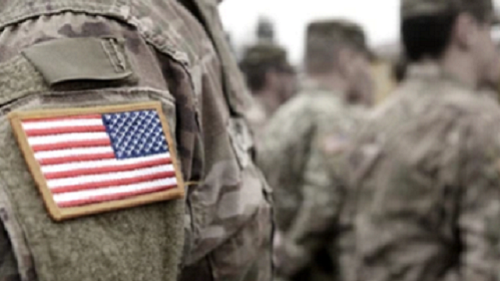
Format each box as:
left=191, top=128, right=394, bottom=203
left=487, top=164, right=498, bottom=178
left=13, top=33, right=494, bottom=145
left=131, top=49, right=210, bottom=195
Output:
left=337, top=0, right=500, bottom=280
left=240, top=44, right=297, bottom=139
left=257, top=17, right=276, bottom=45
left=0, top=0, right=272, bottom=280
left=257, top=19, right=373, bottom=281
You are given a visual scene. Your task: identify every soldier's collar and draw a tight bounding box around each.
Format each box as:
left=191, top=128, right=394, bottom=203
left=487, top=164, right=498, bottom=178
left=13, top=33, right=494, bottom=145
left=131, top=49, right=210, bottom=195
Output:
left=301, top=78, right=358, bottom=107
left=407, top=62, right=475, bottom=90
left=301, top=78, right=344, bottom=95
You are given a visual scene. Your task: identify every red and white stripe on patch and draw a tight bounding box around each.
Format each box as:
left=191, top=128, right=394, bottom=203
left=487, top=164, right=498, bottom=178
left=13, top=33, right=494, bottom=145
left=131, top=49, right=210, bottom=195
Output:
left=21, top=112, right=177, bottom=209
left=9, top=103, right=184, bottom=221
left=9, top=102, right=184, bottom=221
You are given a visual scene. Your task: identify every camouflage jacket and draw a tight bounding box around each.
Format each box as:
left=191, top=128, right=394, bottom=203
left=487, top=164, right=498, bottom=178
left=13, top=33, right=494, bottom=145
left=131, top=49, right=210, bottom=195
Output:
left=0, top=1, right=271, bottom=281
left=257, top=80, right=365, bottom=278
left=344, top=63, right=500, bottom=281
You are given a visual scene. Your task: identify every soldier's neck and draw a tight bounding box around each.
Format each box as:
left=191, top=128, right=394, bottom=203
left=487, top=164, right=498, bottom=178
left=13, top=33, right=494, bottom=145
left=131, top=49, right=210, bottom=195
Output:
left=253, top=89, right=281, bottom=116
left=439, top=49, right=478, bottom=89
left=308, top=74, right=349, bottom=96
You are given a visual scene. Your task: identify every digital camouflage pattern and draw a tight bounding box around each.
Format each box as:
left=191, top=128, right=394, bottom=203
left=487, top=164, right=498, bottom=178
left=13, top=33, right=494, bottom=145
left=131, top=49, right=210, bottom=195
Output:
left=343, top=63, right=500, bottom=281
left=257, top=80, right=366, bottom=280
left=0, top=0, right=271, bottom=281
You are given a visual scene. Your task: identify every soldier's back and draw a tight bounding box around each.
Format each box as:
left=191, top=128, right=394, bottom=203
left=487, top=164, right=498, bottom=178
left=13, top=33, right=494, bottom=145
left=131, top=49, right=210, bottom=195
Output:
left=260, top=83, right=366, bottom=281
left=259, top=88, right=343, bottom=231
left=347, top=64, right=500, bottom=281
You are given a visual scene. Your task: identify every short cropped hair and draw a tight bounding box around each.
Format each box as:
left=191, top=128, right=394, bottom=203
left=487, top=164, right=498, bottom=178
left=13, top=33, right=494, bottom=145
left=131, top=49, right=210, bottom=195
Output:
left=402, top=13, right=458, bottom=62
left=402, top=9, right=492, bottom=62
left=239, top=44, right=293, bottom=92
left=305, top=20, right=368, bottom=75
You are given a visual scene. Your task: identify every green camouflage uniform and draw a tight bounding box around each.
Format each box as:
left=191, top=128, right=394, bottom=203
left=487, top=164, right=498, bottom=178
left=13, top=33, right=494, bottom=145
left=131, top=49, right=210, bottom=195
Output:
left=341, top=1, right=500, bottom=280
left=0, top=0, right=272, bottom=281
left=257, top=20, right=370, bottom=281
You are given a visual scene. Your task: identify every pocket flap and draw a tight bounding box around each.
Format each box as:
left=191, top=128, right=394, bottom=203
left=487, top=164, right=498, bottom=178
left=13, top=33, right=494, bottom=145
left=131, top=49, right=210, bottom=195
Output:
left=22, top=37, right=133, bottom=85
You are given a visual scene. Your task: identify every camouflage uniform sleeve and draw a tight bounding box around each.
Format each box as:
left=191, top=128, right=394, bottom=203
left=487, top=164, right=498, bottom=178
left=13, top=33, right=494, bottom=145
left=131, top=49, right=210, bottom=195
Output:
left=0, top=224, right=20, bottom=281
left=257, top=99, right=315, bottom=231
left=458, top=120, right=500, bottom=280
left=274, top=121, right=345, bottom=277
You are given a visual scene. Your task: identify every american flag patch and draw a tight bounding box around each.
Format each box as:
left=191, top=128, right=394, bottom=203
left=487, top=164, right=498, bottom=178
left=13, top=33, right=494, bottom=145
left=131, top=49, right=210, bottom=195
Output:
left=9, top=102, right=184, bottom=221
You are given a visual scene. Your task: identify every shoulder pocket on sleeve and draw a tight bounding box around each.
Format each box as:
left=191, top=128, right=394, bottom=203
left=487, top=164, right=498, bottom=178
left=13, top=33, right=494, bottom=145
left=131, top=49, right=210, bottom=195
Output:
left=22, top=37, right=133, bottom=85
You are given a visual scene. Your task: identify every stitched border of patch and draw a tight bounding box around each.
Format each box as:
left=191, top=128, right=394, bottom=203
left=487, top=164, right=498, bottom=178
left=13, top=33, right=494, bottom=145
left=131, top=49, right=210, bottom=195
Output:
left=8, top=102, right=185, bottom=221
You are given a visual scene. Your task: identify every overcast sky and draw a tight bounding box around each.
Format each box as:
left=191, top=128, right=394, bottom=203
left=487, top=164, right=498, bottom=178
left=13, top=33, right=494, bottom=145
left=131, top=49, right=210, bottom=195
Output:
left=220, top=0, right=500, bottom=64
left=219, top=0, right=400, bottom=64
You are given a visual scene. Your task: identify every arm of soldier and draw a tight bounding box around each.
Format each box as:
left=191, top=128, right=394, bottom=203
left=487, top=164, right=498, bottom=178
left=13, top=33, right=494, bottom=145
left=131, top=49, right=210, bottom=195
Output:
left=256, top=104, right=317, bottom=275
left=0, top=224, right=20, bottom=281
left=459, top=127, right=500, bottom=280
left=275, top=128, right=346, bottom=277
left=256, top=103, right=314, bottom=227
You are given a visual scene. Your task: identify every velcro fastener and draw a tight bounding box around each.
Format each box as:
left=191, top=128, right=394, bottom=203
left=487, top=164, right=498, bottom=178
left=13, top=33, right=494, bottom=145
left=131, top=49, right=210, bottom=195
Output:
left=22, top=37, right=132, bottom=85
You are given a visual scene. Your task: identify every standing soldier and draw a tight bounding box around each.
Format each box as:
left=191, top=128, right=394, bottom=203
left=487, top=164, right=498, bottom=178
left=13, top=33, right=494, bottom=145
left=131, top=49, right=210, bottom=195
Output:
left=257, top=19, right=373, bottom=281
left=240, top=43, right=297, bottom=139
left=0, top=0, right=272, bottom=281
left=256, top=17, right=276, bottom=45
left=341, top=0, right=500, bottom=280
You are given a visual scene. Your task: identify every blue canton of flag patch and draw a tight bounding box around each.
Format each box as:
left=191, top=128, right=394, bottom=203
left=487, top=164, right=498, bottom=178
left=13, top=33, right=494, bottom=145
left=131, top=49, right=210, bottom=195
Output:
left=102, top=110, right=169, bottom=160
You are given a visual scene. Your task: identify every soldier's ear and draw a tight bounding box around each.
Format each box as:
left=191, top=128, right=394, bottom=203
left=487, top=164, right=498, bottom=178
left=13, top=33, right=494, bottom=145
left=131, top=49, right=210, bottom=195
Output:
left=265, top=69, right=280, bottom=89
left=452, top=13, right=477, bottom=50
left=338, top=47, right=356, bottom=78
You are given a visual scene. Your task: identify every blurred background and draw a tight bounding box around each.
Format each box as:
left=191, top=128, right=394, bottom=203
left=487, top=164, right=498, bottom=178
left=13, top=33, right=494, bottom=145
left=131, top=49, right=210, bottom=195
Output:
left=220, top=0, right=400, bottom=64
left=219, top=0, right=400, bottom=105
left=220, top=0, right=500, bottom=104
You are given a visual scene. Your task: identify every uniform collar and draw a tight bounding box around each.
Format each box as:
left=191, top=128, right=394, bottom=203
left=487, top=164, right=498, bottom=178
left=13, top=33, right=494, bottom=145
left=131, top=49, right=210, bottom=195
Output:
left=406, top=62, right=475, bottom=91
left=300, top=77, right=344, bottom=96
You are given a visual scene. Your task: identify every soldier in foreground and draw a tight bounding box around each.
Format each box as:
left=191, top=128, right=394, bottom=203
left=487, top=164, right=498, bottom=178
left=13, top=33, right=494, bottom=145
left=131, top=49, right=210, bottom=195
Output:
left=240, top=44, right=297, bottom=139
left=257, top=19, right=373, bottom=281
left=339, top=0, right=500, bottom=280
left=0, top=0, right=271, bottom=280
